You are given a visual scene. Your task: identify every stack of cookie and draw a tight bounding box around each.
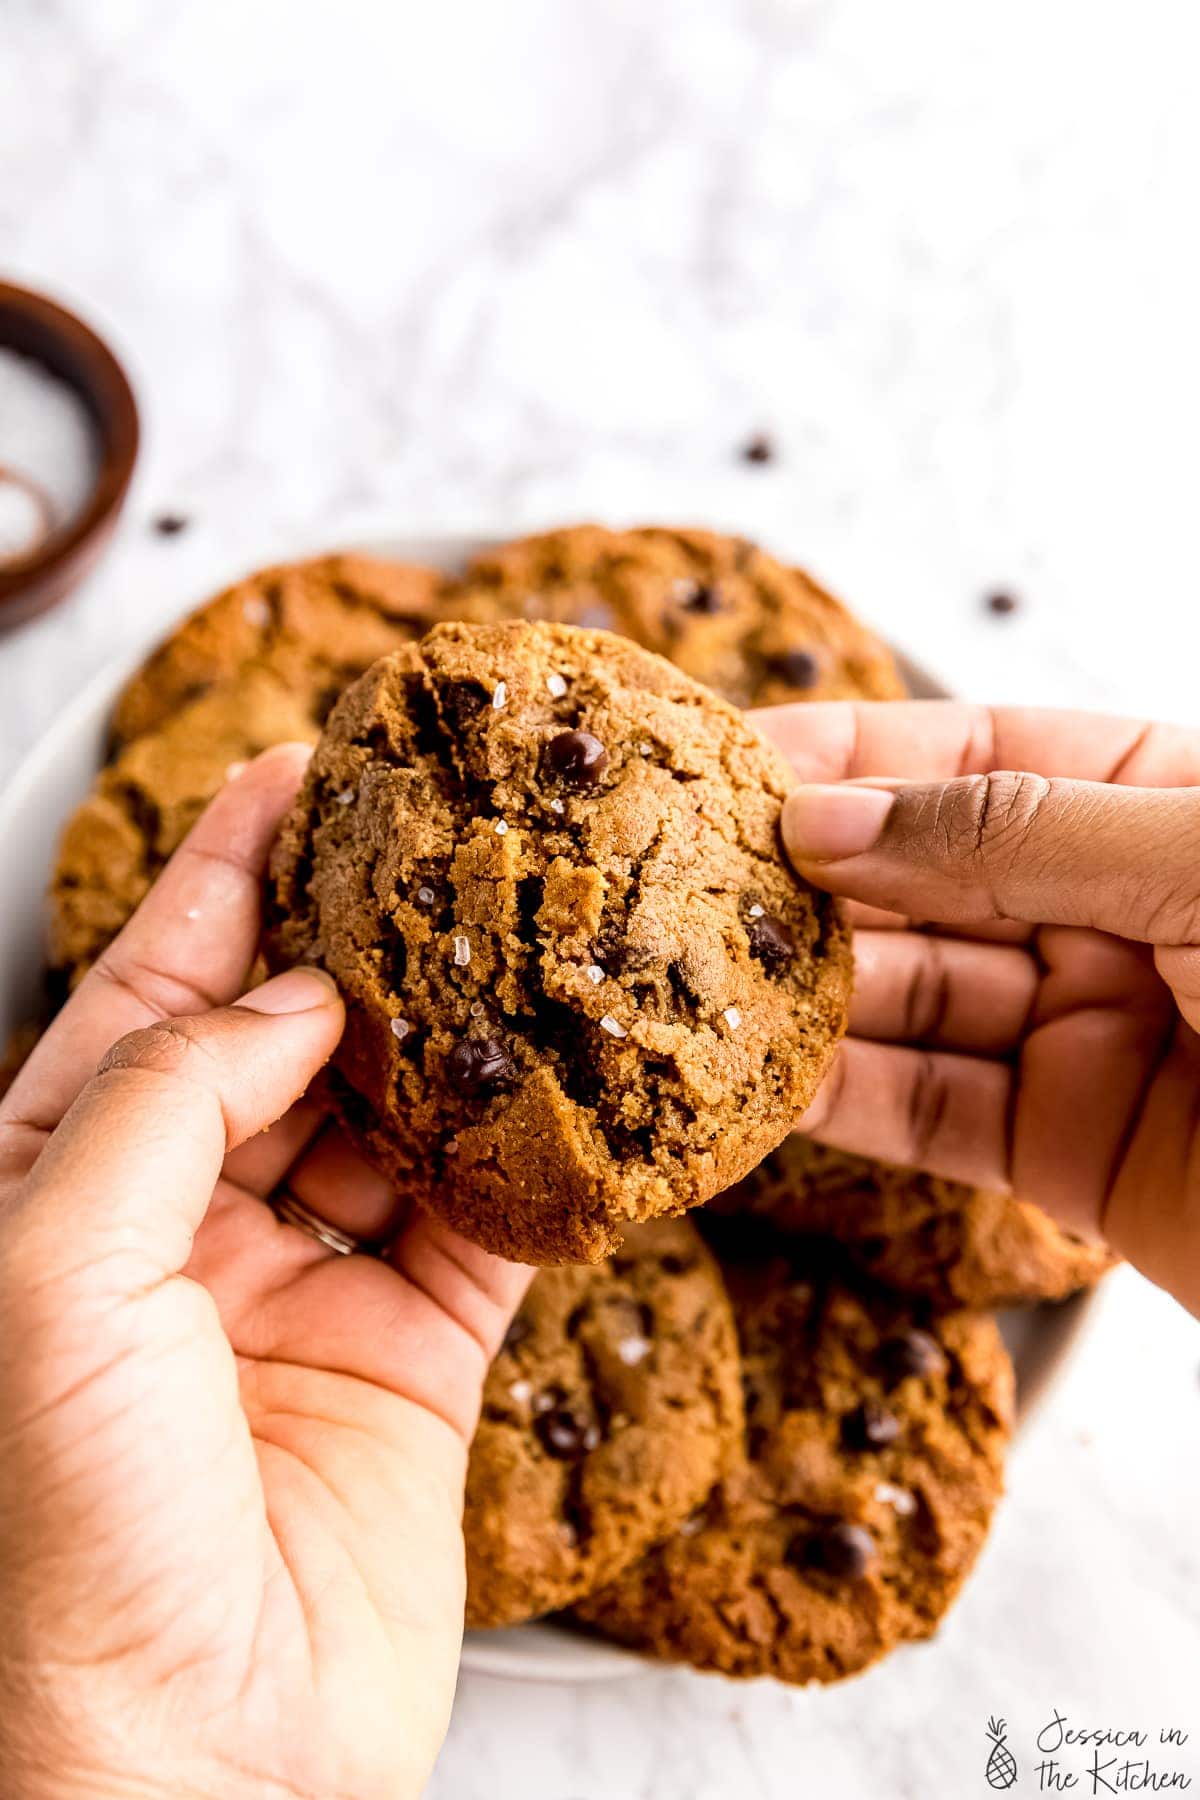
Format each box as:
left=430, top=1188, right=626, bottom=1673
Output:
left=35, top=526, right=1110, bottom=1687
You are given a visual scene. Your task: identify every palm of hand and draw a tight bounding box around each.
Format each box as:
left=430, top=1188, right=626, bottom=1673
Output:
left=0, top=750, right=528, bottom=1800
left=3, top=1133, right=518, bottom=1800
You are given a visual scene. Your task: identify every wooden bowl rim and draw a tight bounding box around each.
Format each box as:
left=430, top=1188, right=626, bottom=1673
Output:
left=0, top=280, right=140, bottom=611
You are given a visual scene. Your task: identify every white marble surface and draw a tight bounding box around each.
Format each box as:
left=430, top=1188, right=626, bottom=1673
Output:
left=1, top=2, right=1198, bottom=1793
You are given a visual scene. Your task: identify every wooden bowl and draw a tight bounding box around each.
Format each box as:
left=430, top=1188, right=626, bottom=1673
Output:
left=0, top=281, right=139, bottom=631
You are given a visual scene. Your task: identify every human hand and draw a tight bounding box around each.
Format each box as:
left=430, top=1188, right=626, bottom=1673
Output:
left=756, top=701, right=1200, bottom=1318
left=0, top=746, right=530, bottom=1800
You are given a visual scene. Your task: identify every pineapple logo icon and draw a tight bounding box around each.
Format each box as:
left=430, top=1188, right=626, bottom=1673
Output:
left=985, top=1716, right=1018, bottom=1789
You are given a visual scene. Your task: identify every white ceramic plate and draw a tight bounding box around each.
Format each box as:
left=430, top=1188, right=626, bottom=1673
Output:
left=0, top=534, right=1100, bottom=1684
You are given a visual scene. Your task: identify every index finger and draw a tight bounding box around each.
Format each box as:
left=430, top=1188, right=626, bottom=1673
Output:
left=0, top=743, right=310, bottom=1158
left=753, top=701, right=1200, bottom=790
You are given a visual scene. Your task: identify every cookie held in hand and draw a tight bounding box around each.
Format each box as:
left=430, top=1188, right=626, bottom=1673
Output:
left=465, top=1217, right=743, bottom=1628
left=267, top=619, right=851, bottom=1263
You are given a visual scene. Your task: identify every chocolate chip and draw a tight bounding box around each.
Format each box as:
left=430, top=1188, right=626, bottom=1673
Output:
left=741, top=433, right=775, bottom=465
left=878, top=1329, right=946, bottom=1386
left=798, top=1521, right=877, bottom=1580
left=678, top=581, right=724, bottom=614
left=747, top=912, right=794, bottom=970
left=152, top=512, right=189, bottom=536
left=534, top=1406, right=601, bottom=1459
left=502, top=1314, right=531, bottom=1354
left=842, top=1400, right=902, bottom=1452
left=544, top=729, right=609, bottom=787
left=446, top=1036, right=515, bottom=1093
left=769, top=647, right=821, bottom=689
left=984, top=589, right=1019, bottom=616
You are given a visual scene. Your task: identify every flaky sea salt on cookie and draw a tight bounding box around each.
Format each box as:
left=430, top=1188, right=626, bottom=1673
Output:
left=266, top=619, right=851, bottom=1264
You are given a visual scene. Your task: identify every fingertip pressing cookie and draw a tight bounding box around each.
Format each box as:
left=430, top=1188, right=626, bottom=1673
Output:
left=266, top=619, right=852, bottom=1264
left=715, top=1137, right=1113, bottom=1308
left=465, top=1217, right=743, bottom=1628
left=443, top=525, right=905, bottom=710
left=574, top=1241, right=1014, bottom=1684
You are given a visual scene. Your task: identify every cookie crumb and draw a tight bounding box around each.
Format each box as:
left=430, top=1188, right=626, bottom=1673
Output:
left=984, top=589, right=1019, bottom=616
left=152, top=512, right=189, bottom=536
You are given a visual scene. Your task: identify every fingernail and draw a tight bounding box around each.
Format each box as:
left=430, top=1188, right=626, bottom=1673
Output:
left=239, top=967, right=340, bottom=1015
left=782, top=784, right=895, bottom=862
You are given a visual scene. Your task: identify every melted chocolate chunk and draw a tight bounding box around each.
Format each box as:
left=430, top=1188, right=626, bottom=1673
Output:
left=446, top=1036, right=515, bottom=1093
left=501, top=1313, right=531, bottom=1355
left=679, top=581, right=724, bottom=615
left=769, top=647, right=821, bottom=689
left=800, top=1521, right=877, bottom=1580
left=841, top=1399, right=902, bottom=1452
left=748, top=912, right=794, bottom=970
left=545, top=729, right=609, bottom=787
left=535, top=1406, right=602, bottom=1459
left=878, top=1329, right=946, bottom=1386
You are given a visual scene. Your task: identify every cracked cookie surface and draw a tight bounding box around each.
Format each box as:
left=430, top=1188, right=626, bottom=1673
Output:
left=715, top=1137, right=1113, bottom=1307
left=266, top=619, right=852, bottom=1263
left=574, top=1234, right=1013, bottom=1683
left=443, top=525, right=905, bottom=709
left=465, top=1217, right=742, bottom=1628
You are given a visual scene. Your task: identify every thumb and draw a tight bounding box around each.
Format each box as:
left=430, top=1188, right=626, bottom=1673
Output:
left=782, top=771, right=1200, bottom=947
left=3, top=966, right=343, bottom=1298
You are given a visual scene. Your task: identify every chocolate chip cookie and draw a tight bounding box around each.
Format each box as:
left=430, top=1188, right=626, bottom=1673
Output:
left=443, top=525, right=905, bottom=710
left=715, top=1137, right=1113, bottom=1308
left=109, top=552, right=443, bottom=749
left=48, top=669, right=320, bottom=986
left=465, top=1217, right=743, bottom=1628
left=47, top=555, right=442, bottom=989
left=574, top=1238, right=1014, bottom=1683
left=267, top=619, right=852, bottom=1264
